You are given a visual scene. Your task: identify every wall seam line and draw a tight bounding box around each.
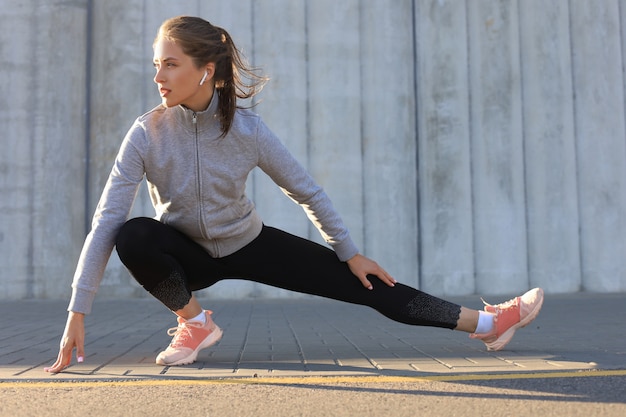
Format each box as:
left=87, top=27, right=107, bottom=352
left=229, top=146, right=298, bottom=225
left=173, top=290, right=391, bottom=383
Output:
left=83, top=0, right=94, bottom=236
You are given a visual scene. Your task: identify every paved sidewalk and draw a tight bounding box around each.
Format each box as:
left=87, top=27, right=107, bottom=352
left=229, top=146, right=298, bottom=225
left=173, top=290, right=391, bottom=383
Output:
left=1, top=292, right=624, bottom=381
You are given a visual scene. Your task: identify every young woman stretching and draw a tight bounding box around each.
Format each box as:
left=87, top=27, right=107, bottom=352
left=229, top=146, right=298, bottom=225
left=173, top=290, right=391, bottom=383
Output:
left=45, top=16, right=543, bottom=372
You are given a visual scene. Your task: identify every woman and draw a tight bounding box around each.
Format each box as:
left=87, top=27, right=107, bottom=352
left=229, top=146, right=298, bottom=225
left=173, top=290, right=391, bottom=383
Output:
left=45, top=16, right=543, bottom=372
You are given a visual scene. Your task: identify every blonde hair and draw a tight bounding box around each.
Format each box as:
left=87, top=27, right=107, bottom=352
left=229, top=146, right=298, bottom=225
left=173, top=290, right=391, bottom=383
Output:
left=156, top=16, right=268, bottom=136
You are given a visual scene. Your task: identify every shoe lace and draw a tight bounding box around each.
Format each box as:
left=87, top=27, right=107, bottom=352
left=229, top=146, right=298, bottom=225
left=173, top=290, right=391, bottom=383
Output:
left=480, top=296, right=520, bottom=313
left=166, top=321, right=203, bottom=348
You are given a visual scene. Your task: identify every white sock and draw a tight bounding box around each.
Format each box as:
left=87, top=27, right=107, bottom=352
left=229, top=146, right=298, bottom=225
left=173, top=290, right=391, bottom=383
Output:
left=475, top=311, right=495, bottom=334
left=189, top=310, right=207, bottom=324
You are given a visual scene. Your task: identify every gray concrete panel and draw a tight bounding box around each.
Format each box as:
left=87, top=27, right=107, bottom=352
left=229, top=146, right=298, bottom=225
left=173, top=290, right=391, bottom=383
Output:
left=249, top=0, right=313, bottom=299
left=307, top=0, right=364, bottom=249
left=251, top=0, right=310, bottom=244
left=362, top=0, right=419, bottom=288
left=468, top=0, right=528, bottom=295
left=88, top=0, right=153, bottom=299
left=416, top=0, right=474, bottom=295
left=519, top=0, right=581, bottom=293
left=0, top=0, right=88, bottom=299
left=570, top=0, right=626, bottom=292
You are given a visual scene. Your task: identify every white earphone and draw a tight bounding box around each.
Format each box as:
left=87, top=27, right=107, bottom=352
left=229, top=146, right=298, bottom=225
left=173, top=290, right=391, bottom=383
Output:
left=199, top=70, right=208, bottom=86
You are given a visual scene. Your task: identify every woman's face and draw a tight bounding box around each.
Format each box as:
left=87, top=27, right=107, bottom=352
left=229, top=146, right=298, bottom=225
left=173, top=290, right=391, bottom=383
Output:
left=153, top=38, right=213, bottom=112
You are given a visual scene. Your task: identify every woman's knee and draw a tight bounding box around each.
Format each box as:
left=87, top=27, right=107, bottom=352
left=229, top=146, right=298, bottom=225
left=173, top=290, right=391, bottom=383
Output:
left=115, top=217, right=160, bottom=257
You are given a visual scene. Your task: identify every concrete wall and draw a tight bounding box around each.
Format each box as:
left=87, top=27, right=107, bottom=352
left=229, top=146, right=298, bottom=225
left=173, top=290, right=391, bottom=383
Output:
left=2, top=0, right=626, bottom=302
left=1, top=0, right=88, bottom=299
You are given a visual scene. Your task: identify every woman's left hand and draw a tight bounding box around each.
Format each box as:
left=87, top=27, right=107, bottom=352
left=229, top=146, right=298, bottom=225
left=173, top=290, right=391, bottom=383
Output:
left=346, top=253, right=397, bottom=290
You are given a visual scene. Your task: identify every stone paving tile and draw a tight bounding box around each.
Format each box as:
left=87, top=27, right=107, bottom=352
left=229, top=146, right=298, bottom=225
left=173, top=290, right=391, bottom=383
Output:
left=0, top=293, right=624, bottom=381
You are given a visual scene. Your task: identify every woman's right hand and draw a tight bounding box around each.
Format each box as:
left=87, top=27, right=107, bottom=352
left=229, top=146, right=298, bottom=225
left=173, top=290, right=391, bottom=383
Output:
left=44, top=311, right=86, bottom=373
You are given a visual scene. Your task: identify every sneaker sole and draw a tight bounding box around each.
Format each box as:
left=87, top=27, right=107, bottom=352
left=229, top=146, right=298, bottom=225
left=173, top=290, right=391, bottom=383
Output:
left=486, top=290, right=544, bottom=351
left=156, top=326, right=223, bottom=366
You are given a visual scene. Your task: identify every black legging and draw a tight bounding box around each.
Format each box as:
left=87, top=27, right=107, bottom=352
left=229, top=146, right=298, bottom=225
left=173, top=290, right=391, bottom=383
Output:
left=115, top=217, right=461, bottom=329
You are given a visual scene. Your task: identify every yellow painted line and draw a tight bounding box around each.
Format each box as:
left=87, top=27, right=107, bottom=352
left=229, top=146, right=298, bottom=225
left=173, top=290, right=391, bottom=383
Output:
left=1, top=370, right=626, bottom=389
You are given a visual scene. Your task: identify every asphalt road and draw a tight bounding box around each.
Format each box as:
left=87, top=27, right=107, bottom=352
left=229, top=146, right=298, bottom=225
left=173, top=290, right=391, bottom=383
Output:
left=1, top=372, right=624, bottom=417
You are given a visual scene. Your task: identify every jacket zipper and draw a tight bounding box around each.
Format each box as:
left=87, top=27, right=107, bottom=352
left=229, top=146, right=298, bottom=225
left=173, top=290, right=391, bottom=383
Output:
left=193, top=112, right=209, bottom=240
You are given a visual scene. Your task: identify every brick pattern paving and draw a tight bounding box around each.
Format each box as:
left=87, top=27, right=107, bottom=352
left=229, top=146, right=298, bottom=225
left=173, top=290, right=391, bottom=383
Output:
left=1, top=293, right=624, bottom=381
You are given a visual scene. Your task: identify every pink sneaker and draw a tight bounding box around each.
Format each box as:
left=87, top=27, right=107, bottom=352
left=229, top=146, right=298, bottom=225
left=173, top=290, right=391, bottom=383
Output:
left=156, top=310, right=223, bottom=366
left=469, top=288, right=544, bottom=351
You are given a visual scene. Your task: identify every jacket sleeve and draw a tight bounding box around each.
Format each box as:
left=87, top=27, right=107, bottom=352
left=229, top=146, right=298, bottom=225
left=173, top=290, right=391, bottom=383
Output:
left=68, top=121, right=147, bottom=314
left=254, top=118, right=359, bottom=262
